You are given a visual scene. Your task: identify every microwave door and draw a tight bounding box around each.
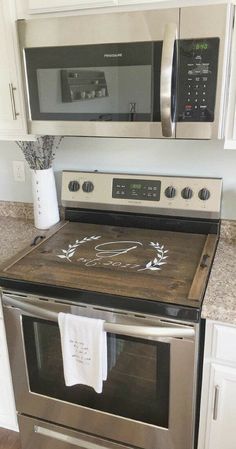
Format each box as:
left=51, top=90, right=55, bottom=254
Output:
left=18, top=9, right=180, bottom=138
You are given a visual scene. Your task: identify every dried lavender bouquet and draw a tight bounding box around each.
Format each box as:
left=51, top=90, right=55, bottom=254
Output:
left=16, top=135, right=63, bottom=170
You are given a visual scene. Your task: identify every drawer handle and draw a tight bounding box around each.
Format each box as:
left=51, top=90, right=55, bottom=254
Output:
left=213, top=385, right=220, bottom=420
left=34, top=425, right=110, bottom=449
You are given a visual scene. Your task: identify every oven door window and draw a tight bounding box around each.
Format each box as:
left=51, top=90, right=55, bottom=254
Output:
left=24, top=42, right=161, bottom=122
left=23, top=317, right=170, bottom=428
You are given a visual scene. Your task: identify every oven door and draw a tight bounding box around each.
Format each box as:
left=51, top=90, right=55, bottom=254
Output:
left=2, top=292, right=198, bottom=449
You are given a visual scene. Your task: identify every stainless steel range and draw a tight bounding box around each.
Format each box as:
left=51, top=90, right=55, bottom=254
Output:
left=0, top=171, right=222, bottom=449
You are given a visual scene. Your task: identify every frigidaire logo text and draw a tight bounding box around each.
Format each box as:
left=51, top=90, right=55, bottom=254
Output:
left=104, top=53, right=123, bottom=58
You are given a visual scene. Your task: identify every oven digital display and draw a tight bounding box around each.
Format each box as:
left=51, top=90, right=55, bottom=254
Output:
left=112, top=178, right=161, bottom=201
left=130, top=183, right=142, bottom=190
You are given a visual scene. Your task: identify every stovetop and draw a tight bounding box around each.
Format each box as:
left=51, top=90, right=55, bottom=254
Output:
left=0, top=171, right=222, bottom=322
left=0, top=219, right=217, bottom=305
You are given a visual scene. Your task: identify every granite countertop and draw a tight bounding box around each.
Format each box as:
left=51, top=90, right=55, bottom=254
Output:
left=202, top=221, right=236, bottom=324
left=0, top=212, right=236, bottom=325
left=0, top=217, right=40, bottom=264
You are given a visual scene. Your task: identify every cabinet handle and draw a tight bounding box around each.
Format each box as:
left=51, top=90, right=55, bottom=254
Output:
left=9, top=83, right=19, bottom=120
left=213, top=385, right=220, bottom=420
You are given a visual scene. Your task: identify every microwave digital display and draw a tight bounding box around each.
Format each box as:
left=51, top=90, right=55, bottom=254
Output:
left=195, top=43, right=208, bottom=51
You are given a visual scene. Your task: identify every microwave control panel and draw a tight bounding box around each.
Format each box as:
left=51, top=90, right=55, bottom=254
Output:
left=177, top=38, right=219, bottom=122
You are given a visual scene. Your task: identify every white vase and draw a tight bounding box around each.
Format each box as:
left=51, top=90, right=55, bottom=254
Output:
left=31, top=167, right=60, bottom=230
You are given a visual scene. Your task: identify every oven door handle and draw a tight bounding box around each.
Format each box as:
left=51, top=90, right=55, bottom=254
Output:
left=2, top=295, right=195, bottom=340
left=160, top=22, right=177, bottom=138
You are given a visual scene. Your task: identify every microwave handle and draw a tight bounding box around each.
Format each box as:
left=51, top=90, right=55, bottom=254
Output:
left=2, top=294, right=195, bottom=340
left=160, top=23, right=177, bottom=137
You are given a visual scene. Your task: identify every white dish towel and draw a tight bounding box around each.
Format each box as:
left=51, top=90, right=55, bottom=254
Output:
left=58, top=313, right=107, bottom=393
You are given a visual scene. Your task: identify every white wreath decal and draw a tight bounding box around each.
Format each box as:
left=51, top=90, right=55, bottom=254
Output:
left=138, top=242, right=168, bottom=271
left=58, top=236, right=101, bottom=262
left=57, top=237, right=168, bottom=272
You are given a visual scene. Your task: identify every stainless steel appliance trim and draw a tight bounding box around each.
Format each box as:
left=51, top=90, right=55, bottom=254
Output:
left=22, top=49, right=32, bottom=122
left=60, top=200, right=221, bottom=220
left=1, top=289, right=195, bottom=327
left=8, top=83, right=19, bottom=120
left=28, top=121, right=164, bottom=139
left=17, top=10, right=180, bottom=48
left=3, top=295, right=195, bottom=340
left=34, top=425, right=110, bottom=449
left=19, top=415, right=135, bottom=449
left=160, top=23, right=177, bottom=138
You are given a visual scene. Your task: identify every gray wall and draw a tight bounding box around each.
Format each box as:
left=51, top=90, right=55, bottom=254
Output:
left=0, top=137, right=236, bottom=219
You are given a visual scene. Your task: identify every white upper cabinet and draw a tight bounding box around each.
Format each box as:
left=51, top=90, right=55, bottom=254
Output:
left=22, top=0, right=233, bottom=15
left=224, top=5, right=236, bottom=149
left=27, top=0, right=117, bottom=14
left=0, top=0, right=30, bottom=140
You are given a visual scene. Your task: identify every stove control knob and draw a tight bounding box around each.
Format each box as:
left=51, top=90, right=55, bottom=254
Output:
left=181, top=187, right=193, bottom=200
left=165, top=186, right=176, bottom=199
left=198, top=188, right=210, bottom=201
left=82, top=181, right=94, bottom=193
left=68, top=180, right=80, bottom=192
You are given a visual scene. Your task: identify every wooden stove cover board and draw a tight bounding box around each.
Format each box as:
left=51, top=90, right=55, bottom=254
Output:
left=0, top=221, right=218, bottom=307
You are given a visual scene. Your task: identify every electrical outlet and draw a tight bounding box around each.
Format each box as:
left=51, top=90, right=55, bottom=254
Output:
left=13, top=160, right=25, bottom=182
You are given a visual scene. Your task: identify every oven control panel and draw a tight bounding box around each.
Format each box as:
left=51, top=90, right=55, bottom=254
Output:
left=62, top=171, right=222, bottom=218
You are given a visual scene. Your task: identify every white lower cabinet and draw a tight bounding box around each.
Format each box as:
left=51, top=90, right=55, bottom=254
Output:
left=0, top=302, right=18, bottom=431
left=198, top=320, right=236, bottom=449
left=207, top=364, right=236, bottom=449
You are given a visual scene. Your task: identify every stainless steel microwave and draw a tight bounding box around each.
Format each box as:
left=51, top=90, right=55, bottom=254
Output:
left=18, top=4, right=233, bottom=139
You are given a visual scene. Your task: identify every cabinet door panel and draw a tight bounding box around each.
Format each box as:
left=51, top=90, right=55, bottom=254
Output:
left=0, top=0, right=27, bottom=138
left=0, top=2, right=17, bottom=127
left=207, top=364, right=236, bottom=449
left=28, top=0, right=117, bottom=13
left=118, top=0, right=168, bottom=4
